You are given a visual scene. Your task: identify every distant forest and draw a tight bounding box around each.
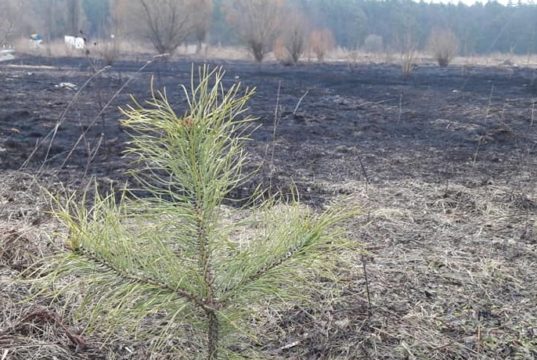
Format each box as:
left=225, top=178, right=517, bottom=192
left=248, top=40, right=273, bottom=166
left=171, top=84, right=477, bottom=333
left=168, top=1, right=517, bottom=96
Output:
left=3, top=0, right=537, bottom=55
left=212, top=0, right=537, bottom=55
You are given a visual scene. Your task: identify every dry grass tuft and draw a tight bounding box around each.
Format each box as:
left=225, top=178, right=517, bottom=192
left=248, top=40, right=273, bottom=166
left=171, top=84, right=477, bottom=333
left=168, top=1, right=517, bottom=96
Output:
left=428, top=28, right=459, bottom=67
left=400, top=49, right=417, bottom=78
left=0, top=227, right=38, bottom=271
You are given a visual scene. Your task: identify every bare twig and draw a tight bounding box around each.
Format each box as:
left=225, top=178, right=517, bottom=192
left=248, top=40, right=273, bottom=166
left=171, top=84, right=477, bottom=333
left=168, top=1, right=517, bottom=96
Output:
left=484, top=84, right=494, bottom=121
left=397, top=91, right=403, bottom=123
left=21, top=66, right=111, bottom=170
left=531, top=98, right=535, bottom=126
left=83, top=133, right=104, bottom=178
left=472, top=136, right=483, bottom=166
left=267, top=80, right=282, bottom=189
left=358, top=156, right=369, bottom=192
left=0, top=308, right=86, bottom=351
left=60, top=57, right=161, bottom=170
left=293, top=89, right=309, bottom=115
left=361, top=253, right=372, bottom=320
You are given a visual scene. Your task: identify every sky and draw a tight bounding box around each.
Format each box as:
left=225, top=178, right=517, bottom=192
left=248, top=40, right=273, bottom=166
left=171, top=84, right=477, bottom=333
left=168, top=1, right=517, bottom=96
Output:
left=426, top=0, right=532, bottom=4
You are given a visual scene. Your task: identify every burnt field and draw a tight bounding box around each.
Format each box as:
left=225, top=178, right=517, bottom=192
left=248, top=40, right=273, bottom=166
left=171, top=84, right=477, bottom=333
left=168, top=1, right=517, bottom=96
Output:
left=1, top=56, right=537, bottom=359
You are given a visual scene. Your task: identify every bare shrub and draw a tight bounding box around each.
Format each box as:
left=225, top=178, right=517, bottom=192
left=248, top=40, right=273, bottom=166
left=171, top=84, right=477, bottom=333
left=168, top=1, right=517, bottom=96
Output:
left=396, top=32, right=418, bottom=78
left=94, top=38, right=121, bottom=65
left=428, top=28, right=459, bottom=67
left=225, top=0, right=285, bottom=62
left=0, top=0, right=33, bottom=45
left=400, top=49, right=417, bottom=78
left=363, top=34, right=383, bottom=53
left=191, top=0, right=213, bottom=53
left=91, top=0, right=130, bottom=64
left=273, top=11, right=307, bottom=65
left=273, top=37, right=294, bottom=65
left=309, top=28, right=335, bottom=62
left=131, top=0, right=194, bottom=55
left=280, top=11, right=308, bottom=64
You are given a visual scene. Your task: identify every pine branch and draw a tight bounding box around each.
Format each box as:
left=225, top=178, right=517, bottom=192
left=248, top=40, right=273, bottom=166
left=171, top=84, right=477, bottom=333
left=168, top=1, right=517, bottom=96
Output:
left=221, top=230, right=319, bottom=298
left=72, top=247, right=217, bottom=313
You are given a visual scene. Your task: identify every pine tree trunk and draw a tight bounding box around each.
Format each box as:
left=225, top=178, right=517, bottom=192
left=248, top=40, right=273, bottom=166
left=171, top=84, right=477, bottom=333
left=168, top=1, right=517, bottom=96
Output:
left=207, top=311, right=219, bottom=360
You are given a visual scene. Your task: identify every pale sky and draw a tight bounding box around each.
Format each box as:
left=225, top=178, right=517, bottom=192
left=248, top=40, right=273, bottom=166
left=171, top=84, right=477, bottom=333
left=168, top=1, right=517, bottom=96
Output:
left=425, top=0, right=532, bottom=4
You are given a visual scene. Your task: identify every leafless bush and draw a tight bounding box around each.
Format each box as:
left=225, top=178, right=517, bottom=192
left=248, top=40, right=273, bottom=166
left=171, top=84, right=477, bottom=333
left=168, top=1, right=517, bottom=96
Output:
left=0, top=0, right=33, bottom=45
left=225, top=0, right=285, bottom=62
left=363, top=34, right=383, bottom=53
left=273, top=37, right=293, bottom=65
left=130, top=0, right=194, bottom=55
left=400, top=50, right=417, bottom=78
left=428, top=28, right=459, bottom=67
left=191, top=0, right=213, bottom=53
left=309, top=28, right=335, bottom=62
left=273, top=11, right=307, bottom=65
left=396, top=32, right=418, bottom=78
left=94, top=38, right=121, bottom=65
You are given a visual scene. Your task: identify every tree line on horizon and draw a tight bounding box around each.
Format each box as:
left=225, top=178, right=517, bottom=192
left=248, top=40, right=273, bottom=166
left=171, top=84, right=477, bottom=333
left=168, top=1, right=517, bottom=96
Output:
left=1, top=0, right=536, bottom=57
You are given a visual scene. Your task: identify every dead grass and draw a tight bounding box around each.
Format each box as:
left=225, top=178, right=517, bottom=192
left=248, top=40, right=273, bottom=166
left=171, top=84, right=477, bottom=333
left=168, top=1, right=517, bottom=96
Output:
left=303, top=179, right=537, bottom=359
left=11, top=37, right=537, bottom=71
left=14, top=39, right=81, bottom=58
left=1, top=165, right=536, bottom=359
left=13, top=38, right=155, bottom=61
left=453, top=53, right=537, bottom=69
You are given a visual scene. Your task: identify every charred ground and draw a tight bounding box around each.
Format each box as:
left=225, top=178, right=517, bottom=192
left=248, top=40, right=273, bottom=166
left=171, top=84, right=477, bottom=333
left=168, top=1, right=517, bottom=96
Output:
left=1, top=56, right=536, bottom=359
